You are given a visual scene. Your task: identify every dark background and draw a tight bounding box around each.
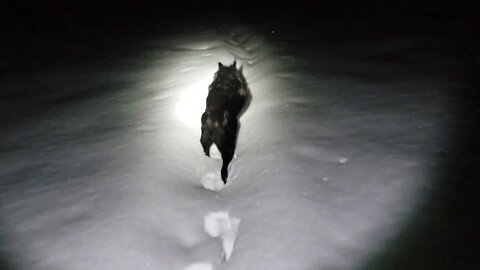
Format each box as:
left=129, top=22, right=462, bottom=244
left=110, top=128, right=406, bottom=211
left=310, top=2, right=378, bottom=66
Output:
left=2, top=0, right=479, bottom=77
left=1, top=0, right=480, bottom=29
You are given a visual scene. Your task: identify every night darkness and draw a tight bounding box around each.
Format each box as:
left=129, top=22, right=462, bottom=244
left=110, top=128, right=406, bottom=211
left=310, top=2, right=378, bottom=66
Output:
left=1, top=1, right=479, bottom=270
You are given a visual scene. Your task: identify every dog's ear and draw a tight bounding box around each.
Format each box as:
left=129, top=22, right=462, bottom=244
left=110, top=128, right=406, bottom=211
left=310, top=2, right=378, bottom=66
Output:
left=232, top=60, right=237, bottom=68
left=218, top=62, right=224, bottom=69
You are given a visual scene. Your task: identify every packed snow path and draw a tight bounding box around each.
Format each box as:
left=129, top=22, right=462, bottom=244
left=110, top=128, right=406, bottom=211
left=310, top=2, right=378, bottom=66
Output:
left=0, top=20, right=457, bottom=270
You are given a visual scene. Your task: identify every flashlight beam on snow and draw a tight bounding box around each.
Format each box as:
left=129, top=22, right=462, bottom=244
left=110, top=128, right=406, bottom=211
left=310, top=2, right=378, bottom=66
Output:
left=174, top=79, right=210, bottom=128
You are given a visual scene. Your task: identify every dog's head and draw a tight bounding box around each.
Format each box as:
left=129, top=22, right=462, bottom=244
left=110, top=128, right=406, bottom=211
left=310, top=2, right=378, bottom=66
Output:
left=215, top=61, right=245, bottom=84
left=218, top=60, right=237, bottom=69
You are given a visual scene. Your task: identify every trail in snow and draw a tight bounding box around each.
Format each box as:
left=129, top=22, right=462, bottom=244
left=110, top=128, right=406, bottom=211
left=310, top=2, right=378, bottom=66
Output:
left=194, top=24, right=264, bottom=267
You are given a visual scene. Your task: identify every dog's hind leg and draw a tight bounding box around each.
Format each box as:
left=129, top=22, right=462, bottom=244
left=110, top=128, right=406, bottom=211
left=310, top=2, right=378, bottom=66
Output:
left=200, top=112, right=213, bottom=156
left=220, top=144, right=235, bottom=183
left=201, top=131, right=213, bottom=157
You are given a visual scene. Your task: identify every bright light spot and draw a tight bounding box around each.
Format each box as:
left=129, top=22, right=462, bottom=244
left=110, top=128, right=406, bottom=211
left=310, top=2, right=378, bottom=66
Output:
left=175, top=79, right=210, bottom=128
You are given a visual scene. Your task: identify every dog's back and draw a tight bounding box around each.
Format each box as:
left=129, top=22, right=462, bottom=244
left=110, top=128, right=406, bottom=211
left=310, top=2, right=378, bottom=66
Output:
left=207, top=63, right=248, bottom=117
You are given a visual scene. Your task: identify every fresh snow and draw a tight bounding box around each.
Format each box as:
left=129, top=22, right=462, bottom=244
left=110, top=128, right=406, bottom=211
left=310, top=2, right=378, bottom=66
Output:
left=0, top=19, right=458, bottom=270
left=203, top=211, right=240, bottom=261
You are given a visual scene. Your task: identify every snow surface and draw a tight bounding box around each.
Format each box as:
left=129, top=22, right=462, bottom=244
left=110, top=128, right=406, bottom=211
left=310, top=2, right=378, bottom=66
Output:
left=204, top=211, right=240, bottom=261
left=0, top=19, right=457, bottom=270
left=184, top=262, right=213, bottom=270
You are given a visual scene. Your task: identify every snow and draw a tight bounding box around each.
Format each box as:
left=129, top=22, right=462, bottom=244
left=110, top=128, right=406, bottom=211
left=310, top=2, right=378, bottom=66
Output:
left=207, top=144, right=222, bottom=160
left=184, top=262, right=213, bottom=270
left=0, top=18, right=459, bottom=270
left=203, top=211, right=240, bottom=261
left=201, top=172, right=225, bottom=191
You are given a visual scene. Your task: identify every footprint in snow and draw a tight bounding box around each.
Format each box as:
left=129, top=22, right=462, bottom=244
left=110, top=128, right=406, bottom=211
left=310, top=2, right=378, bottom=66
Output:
left=201, top=172, right=225, bottom=191
left=204, top=211, right=240, bottom=262
left=184, top=262, right=213, bottom=270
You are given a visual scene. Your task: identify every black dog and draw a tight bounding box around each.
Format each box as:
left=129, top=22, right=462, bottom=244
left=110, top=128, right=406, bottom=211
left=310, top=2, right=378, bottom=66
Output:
left=200, top=61, right=251, bottom=183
